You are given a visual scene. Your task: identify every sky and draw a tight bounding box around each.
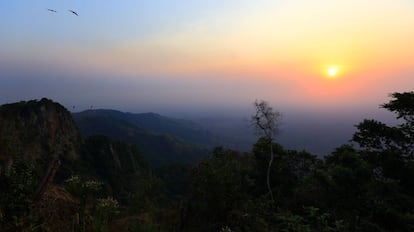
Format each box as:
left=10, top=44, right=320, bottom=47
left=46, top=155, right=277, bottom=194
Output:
left=1, top=0, right=414, bottom=118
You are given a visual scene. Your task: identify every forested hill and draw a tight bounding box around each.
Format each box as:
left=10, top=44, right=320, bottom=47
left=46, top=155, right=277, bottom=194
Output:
left=73, top=109, right=210, bottom=165
left=0, top=98, right=82, bottom=171
left=0, top=98, right=168, bottom=231
left=1, top=93, right=414, bottom=231
left=73, top=109, right=217, bottom=146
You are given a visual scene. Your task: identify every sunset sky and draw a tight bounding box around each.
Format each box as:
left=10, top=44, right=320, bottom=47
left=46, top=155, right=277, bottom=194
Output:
left=1, top=0, right=414, bottom=117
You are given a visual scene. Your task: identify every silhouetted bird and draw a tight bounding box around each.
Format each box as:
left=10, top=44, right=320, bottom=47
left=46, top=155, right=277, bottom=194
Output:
left=69, top=10, right=79, bottom=16
left=47, top=8, right=57, bottom=13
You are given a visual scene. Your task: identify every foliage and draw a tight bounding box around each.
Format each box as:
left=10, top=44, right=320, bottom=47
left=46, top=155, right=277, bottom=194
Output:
left=349, top=91, right=414, bottom=231
left=183, top=147, right=256, bottom=231
left=64, top=175, right=103, bottom=232
left=0, top=158, right=39, bottom=231
left=2, top=93, right=414, bottom=231
left=93, top=197, right=119, bottom=232
left=219, top=226, right=234, bottom=232
left=274, top=207, right=347, bottom=232
left=156, top=163, right=192, bottom=200
left=65, top=175, right=102, bottom=199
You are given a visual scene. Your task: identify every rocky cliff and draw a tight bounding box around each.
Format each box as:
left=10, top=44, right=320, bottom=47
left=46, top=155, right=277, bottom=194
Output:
left=0, top=98, right=82, bottom=175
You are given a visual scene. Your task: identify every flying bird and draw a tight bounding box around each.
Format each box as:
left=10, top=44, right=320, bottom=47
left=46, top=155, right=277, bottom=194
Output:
left=69, top=10, right=78, bottom=16
left=47, top=8, right=57, bottom=13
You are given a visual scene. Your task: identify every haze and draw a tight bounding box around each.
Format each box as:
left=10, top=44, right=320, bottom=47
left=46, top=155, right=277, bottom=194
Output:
left=1, top=1, right=413, bottom=154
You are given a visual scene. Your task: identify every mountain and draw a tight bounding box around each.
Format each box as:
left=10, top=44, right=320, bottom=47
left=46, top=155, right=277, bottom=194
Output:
left=0, top=98, right=82, bottom=174
left=73, top=110, right=217, bottom=146
left=73, top=109, right=210, bottom=165
left=79, top=135, right=154, bottom=203
left=0, top=98, right=164, bottom=231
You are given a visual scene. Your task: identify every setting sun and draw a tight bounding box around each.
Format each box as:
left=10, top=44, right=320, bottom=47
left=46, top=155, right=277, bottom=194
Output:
left=327, top=66, right=338, bottom=78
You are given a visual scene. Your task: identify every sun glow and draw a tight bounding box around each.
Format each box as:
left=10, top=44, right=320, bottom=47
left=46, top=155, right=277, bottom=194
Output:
left=327, top=66, right=339, bottom=78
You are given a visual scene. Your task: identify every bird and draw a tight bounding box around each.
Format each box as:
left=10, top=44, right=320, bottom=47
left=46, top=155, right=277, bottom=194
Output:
left=47, top=8, right=57, bottom=13
left=69, top=10, right=79, bottom=16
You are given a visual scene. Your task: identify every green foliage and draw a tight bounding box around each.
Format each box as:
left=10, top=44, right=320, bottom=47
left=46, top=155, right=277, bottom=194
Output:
left=78, top=135, right=166, bottom=207
left=157, top=163, right=192, bottom=200
left=274, top=207, right=347, bottom=232
left=127, top=175, right=166, bottom=214
left=64, top=136, right=168, bottom=231
left=125, top=220, right=160, bottom=232
left=2, top=93, right=414, bottom=231
left=181, top=92, right=414, bottom=231
left=92, top=197, right=119, bottom=232
left=347, top=92, right=414, bottom=230
left=0, top=158, right=39, bottom=231
left=64, top=175, right=120, bottom=232
left=252, top=139, right=319, bottom=204
left=64, top=175, right=103, bottom=232
left=65, top=175, right=102, bottom=199
left=353, top=92, right=414, bottom=192
left=184, top=147, right=256, bottom=231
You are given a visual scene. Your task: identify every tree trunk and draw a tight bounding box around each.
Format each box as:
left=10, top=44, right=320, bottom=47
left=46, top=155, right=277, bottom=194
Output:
left=267, top=141, right=274, bottom=202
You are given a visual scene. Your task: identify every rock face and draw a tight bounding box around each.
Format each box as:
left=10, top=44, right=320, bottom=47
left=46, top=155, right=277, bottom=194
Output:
left=0, top=98, right=158, bottom=232
left=0, top=98, right=82, bottom=174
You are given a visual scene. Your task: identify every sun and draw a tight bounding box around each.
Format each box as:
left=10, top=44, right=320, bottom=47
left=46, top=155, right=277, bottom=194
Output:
left=327, top=66, right=338, bottom=78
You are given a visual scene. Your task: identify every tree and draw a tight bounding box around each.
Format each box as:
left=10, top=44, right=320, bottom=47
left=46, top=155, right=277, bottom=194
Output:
left=184, top=148, right=255, bottom=232
left=353, top=92, right=414, bottom=160
left=351, top=92, right=414, bottom=230
left=0, top=158, right=38, bottom=231
left=251, top=100, right=282, bottom=202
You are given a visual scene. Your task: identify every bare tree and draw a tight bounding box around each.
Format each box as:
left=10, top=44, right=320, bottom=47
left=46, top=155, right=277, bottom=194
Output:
left=251, top=100, right=282, bottom=202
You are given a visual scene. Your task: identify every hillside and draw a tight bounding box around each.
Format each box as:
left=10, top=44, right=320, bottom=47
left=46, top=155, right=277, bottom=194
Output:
left=73, top=110, right=218, bottom=145
left=73, top=109, right=210, bottom=165
left=0, top=99, right=164, bottom=231
left=0, top=98, right=82, bottom=176
left=2, top=94, right=414, bottom=232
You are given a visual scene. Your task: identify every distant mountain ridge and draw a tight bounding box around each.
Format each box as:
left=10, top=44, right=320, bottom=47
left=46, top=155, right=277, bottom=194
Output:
left=73, top=109, right=211, bottom=165
left=0, top=98, right=168, bottom=230
left=73, top=109, right=217, bottom=146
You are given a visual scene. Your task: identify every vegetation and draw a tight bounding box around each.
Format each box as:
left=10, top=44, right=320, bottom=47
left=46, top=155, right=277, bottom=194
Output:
left=73, top=110, right=209, bottom=166
left=1, top=92, right=414, bottom=231
left=251, top=99, right=282, bottom=202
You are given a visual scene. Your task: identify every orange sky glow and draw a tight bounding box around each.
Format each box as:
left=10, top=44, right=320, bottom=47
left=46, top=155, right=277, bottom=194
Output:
left=1, top=0, right=414, bottom=113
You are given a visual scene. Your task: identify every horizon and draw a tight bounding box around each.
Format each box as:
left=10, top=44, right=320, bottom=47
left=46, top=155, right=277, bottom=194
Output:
left=1, top=1, right=413, bottom=153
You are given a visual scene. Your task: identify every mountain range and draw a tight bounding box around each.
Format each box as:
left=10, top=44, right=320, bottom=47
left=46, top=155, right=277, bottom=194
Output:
left=72, top=109, right=215, bottom=165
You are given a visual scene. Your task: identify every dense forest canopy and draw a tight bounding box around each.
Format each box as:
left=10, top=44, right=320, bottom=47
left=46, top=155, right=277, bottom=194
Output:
left=0, top=92, right=414, bottom=231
